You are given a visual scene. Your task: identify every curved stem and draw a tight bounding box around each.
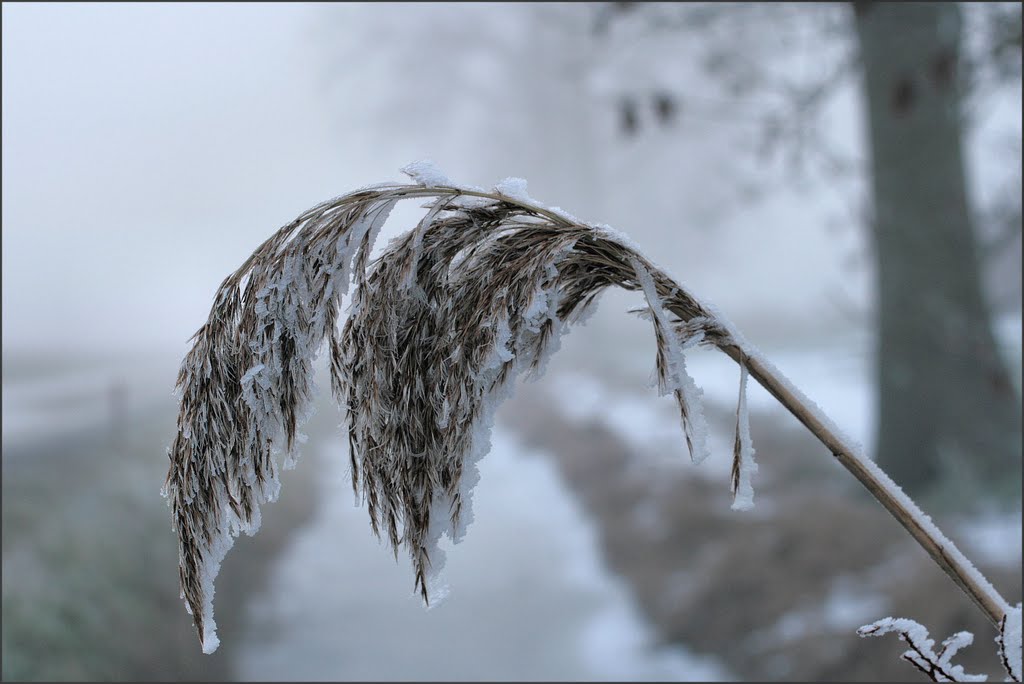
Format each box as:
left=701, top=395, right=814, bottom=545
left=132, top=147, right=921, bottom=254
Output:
left=719, top=343, right=1009, bottom=628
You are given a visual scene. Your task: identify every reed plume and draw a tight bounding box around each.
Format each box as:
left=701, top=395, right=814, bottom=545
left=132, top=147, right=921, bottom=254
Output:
left=163, top=163, right=1017, bottom=680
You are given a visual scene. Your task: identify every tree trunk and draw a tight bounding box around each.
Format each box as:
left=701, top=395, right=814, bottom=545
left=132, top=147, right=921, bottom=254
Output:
left=853, top=2, right=1021, bottom=507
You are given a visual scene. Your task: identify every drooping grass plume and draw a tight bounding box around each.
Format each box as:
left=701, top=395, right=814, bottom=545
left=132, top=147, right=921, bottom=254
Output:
left=163, top=162, right=1016, bottom=677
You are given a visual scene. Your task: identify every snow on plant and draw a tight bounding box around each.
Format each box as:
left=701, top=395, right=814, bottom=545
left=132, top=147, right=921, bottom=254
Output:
left=858, top=606, right=1022, bottom=682
left=860, top=606, right=1019, bottom=679
left=858, top=618, right=988, bottom=682
left=162, top=162, right=1021, bottom=680
left=998, top=605, right=1023, bottom=682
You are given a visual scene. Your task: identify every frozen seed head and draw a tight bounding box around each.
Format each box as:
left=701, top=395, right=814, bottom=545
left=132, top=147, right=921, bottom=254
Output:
left=163, top=165, right=755, bottom=653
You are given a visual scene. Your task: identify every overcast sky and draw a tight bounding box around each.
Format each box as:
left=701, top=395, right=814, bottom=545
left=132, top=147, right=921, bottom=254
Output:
left=2, top=3, right=360, bottom=355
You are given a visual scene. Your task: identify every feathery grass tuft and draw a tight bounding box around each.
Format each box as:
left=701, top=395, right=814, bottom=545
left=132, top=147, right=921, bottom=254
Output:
left=161, top=169, right=742, bottom=652
left=164, top=163, right=1015, bottom=670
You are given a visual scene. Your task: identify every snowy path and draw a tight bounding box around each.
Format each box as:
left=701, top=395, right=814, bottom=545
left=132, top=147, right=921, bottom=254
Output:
left=234, top=425, right=731, bottom=681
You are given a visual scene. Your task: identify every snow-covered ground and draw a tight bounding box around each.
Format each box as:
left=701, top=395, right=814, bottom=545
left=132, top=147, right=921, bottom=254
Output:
left=235, top=426, right=731, bottom=681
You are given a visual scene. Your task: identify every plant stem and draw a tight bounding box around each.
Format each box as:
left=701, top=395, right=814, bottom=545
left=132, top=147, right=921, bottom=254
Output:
left=354, top=183, right=1012, bottom=629
left=719, top=344, right=1010, bottom=628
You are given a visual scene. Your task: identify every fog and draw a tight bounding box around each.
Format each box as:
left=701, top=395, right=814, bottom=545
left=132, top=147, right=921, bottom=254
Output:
left=3, top=3, right=873, bottom=355
left=5, top=3, right=1017, bottom=354
left=3, top=3, right=1020, bottom=682
left=3, top=4, right=353, bottom=354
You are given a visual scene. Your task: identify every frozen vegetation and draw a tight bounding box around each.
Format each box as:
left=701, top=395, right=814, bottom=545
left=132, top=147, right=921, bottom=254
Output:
left=162, top=165, right=1021, bottom=680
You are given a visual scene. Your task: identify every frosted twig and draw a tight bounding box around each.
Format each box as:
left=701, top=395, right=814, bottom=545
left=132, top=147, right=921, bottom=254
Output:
left=997, top=604, right=1023, bottom=682
left=857, top=617, right=987, bottom=682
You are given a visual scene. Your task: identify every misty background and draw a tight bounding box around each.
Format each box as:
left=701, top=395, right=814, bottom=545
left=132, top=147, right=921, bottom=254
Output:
left=2, top=3, right=1020, bottom=681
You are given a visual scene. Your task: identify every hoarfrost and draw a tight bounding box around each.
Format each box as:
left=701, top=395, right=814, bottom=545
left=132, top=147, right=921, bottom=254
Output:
left=730, top=359, right=758, bottom=511
left=999, top=603, right=1022, bottom=682
left=854, top=455, right=1008, bottom=619
left=165, top=189, right=402, bottom=653
left=858, top=617, right=987, bottom=682
left=240, top=364, right=265, bottom=383
left=629, top=256, right=711, bottom=465
left=546, top=205, right=580, bottom=223
left=494, top=176, right=534, bottom=204
left=400, top=159, right=452, bottom=187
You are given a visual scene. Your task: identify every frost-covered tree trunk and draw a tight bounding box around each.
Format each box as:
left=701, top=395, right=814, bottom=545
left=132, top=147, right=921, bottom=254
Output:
left=853, top=2, right=1021, bottom=505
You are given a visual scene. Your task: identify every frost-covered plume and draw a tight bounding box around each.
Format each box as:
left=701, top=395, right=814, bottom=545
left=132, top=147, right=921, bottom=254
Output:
left=164, top=162, right=1018, bottom=672
left=162, top=162, right=752, bottom=653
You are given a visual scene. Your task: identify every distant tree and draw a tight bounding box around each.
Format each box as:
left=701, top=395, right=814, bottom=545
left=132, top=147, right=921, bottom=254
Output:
left=594, top=1, right=1023, bottom=508
left=853, top=1, right=1021, bottom=505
